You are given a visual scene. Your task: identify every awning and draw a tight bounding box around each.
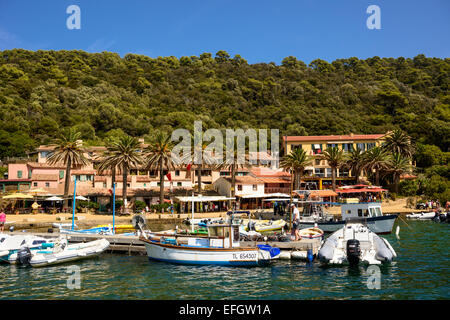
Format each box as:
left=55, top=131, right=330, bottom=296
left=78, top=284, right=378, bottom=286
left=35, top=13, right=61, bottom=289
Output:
left=174, top=196, right=235, bottom=203
left=239, top=193, right=290, bottom=199
left=2, top=193, right=34, bottom=199
left=294, top=190, right=338, bottom=197
left=336, top=188, right=387, bottom=193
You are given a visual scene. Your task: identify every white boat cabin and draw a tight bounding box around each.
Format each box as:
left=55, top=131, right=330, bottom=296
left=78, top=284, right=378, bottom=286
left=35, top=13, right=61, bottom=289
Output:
left=182, top=223, right=241, bottom=249
left=341, top=203, right=383, bottom=220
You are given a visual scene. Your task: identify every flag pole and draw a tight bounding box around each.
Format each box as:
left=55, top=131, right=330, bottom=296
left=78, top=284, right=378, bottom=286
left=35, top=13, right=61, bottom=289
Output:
left=72, top=177, right=77, bottom=231
left=112, top=182, right=116, bottom=235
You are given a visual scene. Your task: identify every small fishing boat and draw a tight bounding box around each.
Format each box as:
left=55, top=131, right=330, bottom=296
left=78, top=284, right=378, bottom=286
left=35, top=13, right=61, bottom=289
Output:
left=406, top=211, right=436, bottom=220
left=298, top=227, right=324, bottom=240
left=95, top=224, right=134, bottom=230
left=15, top=237, right=110, bottom=267
left=58, top=226, right=113, bottom=235
left=139, top=219, right=280, bottom=266
left=318, top=219, right=397, bottom=266
left=244, top=219, right=286, bottom=233
left=0, top=235, right=57, bottom=263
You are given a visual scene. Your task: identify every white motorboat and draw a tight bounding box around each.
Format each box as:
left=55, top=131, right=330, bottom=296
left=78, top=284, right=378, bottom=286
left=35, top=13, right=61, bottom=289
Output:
left=0, top=235, right=57, bottom=263
left=297, top=201, right=397, bottom=234
left=406, top=211, right=436, bottom=220
left=140, top=221, right=280, bottom=267
left=244, top=219, right=286, bottom=233
left=318, top=219, right=397, bottom=266
left=14, top=237, right=110, bottom=267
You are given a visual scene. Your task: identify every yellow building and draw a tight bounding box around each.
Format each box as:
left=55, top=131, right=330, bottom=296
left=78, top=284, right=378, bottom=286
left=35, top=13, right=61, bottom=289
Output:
left=282, top=133, right=387, bottom=189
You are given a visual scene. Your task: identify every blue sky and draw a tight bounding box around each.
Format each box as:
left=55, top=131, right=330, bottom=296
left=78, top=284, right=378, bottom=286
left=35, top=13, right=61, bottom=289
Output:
left=0, top=0, right=449, bottom=64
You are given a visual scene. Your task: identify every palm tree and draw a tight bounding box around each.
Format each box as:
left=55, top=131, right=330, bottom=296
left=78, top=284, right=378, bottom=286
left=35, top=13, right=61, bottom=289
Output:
left=321, top=146, right=345, bottom=191
left=46, top=129, right=89, bottom=209
left=97, top=140, right=120, bottom=213
left=383, top=129, right=414, bottom=158
left=363, top=146, right=389, bottom=186
left=280, top=148, right=312, bottom=190
left=191, top=138, right=217, bottom=194
left=344, top=147, right=365, bottom=184
left=280, top=148, right=312, bottom=230
left=214, top=139, right=253, bottom=209
left=98, top=135, right=143, bottom=214
left=145, top=133, right=176, bottom=208
left=385, top=152, right=412, bottom=194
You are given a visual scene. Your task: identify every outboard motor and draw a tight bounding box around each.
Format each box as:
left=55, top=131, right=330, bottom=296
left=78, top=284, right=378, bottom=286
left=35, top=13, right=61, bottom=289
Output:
left=17, top=247, right=32, bottom=266
left=346, top=239, right=361, bottom=265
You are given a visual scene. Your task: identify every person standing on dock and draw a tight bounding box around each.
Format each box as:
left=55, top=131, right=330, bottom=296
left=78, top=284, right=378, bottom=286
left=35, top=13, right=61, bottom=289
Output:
left=292, top=203, right=300, bottom=241
left=0, top=209, right=6, bottom=232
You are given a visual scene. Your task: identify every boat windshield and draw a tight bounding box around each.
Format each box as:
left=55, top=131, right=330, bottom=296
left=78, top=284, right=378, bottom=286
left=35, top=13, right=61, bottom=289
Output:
left=301, top=204, right=323, bottom=217
left=208, top=226, right=230, bottom=238
left=369, top=207, right=382, bottom=217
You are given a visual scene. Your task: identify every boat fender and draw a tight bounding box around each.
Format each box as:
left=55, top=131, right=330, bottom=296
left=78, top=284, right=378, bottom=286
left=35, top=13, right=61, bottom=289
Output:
left=307, top=249, right=314, bottom=262
left=257, top=244, right=281, bottom=258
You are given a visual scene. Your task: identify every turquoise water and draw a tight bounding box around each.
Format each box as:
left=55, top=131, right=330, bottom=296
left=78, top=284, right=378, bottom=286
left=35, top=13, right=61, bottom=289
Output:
left=0, top=220, right=448, bottom=299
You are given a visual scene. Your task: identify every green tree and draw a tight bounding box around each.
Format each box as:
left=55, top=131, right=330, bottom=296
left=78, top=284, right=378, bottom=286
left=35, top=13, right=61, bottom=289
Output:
left=383, top=129, right=414, bottom=158
left=363, top=147, right=389, bottom=186
left=385, top=152, right=413, bottom=194
left=145, top=133, right=176, bottom=208
left=321, top=147, right=345, bottom=191
left=46, top=129, right=89, bottom=208
left=97, top=135, right=143, bottom=214
left=344, top=147, right=365, bottom=184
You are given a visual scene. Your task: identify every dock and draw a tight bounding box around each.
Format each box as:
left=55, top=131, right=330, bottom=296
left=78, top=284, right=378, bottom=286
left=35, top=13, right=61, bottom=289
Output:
left=7, top=231, right=322, bottom=259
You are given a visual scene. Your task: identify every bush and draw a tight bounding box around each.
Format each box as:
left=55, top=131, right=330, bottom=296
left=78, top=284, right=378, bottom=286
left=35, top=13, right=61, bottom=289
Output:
left=398, top=179, right=419, bottom=197
left=134, top=200, right=146, bottom=212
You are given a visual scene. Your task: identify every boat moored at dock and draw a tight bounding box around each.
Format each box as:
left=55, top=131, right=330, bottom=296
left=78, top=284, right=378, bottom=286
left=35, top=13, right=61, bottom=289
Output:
left=318, top=219, right=397, bottom=266
left=139, top=219, right=281, bottom=266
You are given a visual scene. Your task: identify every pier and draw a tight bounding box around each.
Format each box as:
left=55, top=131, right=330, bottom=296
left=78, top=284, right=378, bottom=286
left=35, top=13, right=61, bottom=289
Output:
left=7, top=231, right=322, bottom=259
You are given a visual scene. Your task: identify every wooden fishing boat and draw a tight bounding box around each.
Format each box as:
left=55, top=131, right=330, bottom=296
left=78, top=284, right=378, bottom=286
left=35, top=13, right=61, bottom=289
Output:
left=139, top=222, right=280, bottom=266
left=298, top=227, right=324, bottom=239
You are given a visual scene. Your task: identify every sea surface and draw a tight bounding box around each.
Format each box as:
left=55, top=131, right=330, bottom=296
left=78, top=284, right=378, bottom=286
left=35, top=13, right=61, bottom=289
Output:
left=0, top=220, right=448, bottom=300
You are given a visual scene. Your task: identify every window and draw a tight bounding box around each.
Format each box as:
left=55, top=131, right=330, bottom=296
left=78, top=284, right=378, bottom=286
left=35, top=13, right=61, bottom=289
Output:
left=356, top=143, right=365, bottom=151
left=59, top=170, right=64, bottom=179
left=177, top=182, right=182, bottom=187
left=40, top=151, right=49, bottom=158
left=311, top=144, right=323, bottom=154
left=33, top=182, right=38, bottom=187
left=339, top=169, right=349, bottom=177
left=45, top=182, right=50, bottom=188
left=143, top=183, right=146, bottom=187
left=366, top=143, right=376, bottom=150
left=157, top=182, right=160, bottom=186
left=175, top=170, right=180, bottom=176
left=326, top=143, right=338, bottom=149
left=292, top=144, right=302, bottom=151
left=103, top=182, right=107, bottom=188
left=237, top=185, right=242, bottom=191
left=220, top=171, right=230, bottom=176
left=315, top=159, right=321, bottom=165
left=28, top=169, right=32, bottom=179
left=326, top=168, right=332, bottom=177
left=342, top=143, right=353, bottom=152
left=252, top=184, right=257, bottom=191
left=17, top=170, right=22, bottom=178
left=358, top=209, right=363, bottom=217
left=314, top=168, right=324, bottom=177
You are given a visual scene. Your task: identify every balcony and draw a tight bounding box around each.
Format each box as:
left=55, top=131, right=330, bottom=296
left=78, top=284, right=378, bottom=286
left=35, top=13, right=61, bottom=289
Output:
left=265, top=187, right=291, bottom=194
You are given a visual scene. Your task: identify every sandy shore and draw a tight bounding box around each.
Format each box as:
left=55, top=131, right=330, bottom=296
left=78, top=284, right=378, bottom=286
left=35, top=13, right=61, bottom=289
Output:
left=3, top=198, right=423, bottom=228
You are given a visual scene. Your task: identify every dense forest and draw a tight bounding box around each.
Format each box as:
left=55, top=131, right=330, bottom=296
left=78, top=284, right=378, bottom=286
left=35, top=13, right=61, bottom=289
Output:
left=0, top=49, right=448, bottom=201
